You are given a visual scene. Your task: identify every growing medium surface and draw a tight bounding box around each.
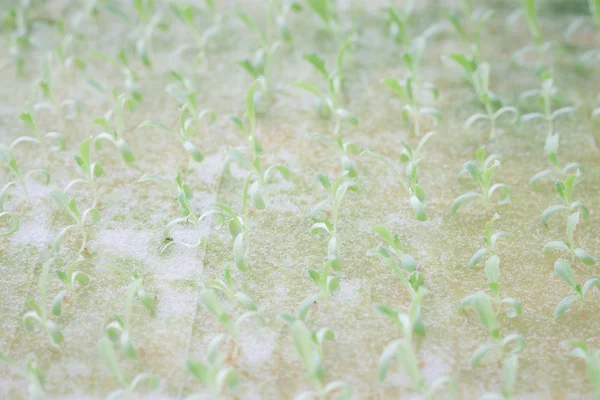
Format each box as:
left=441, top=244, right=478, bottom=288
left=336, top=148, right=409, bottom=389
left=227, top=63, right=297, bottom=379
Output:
left=1, top=0, right=600, bottom=399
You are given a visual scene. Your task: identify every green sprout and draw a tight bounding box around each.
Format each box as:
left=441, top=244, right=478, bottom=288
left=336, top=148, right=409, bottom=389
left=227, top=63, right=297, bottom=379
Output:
left=451, top=147, right=511, bottom=215
left=49, top=188, right=100, bottom=255
left=465, top=63, right=518, bottom=140
left=553, top=259, right=600, bottom=319
left=0, top=142, right=50, bottom=205
left=541, top=173, right=588, bottom=225
left=23, top=258, right=64, bottom=347
left=186, top=334, right=242, bottom=399
left=306, top=133, right=360, bottom=177
left=51, top=256, right=90, bottom=317
left=367, top=225, right=424, bottom=297
left=361, top=132, right=434, bottom=221
left=1, top=2, right=36, bottom=76
left=447, top=5, right=495, bottom=64
left=511, top=0, right=552, bottom=65
left=93, top=90, right=137, bottom=164
left=381, top=44, right=442, bottom=137
left=307, top=261, right=340, bottom=304
left=199, top=288, right=264, bottom=360
left=98, top=339, right=158, bottom=399
left=459, top=292, right=525, bottom=368
left=468, top=213, right=511, bottom=267
left=529, top=134, right=583, bottom=185
left=310, top=173, right=356, bottom=271
left=378, top=288, right=456, bottom=399
left=278, top=315, right=352, bottom=400
left=228, top=79, right=265, bottom=161
left=481, top=354, right=520, bottom=400
left=560, top=339, right=600, bottom=397
left=543, top=212, right=596, bottom=267
left=0, top=351, right=46, bottom=400
left=383, top=1, right=415, bottom=47
left=34, top=54, right=81, bottom=120
left=19, top=85, right=66, bottom=150
left=53, top=20, right=87, bottom=74
left=519, top=73, right=576, bottom=136
left=294, top=37, right=358, bottom=136
left=304, top=0, right=345, bottom=42
left=131, top=0, right=168, bottom=68
left=235, top=9, right=282, bottom=97
left=169, top=1, right=222, bottom=67
left=104, top=269, right=155, bottom=359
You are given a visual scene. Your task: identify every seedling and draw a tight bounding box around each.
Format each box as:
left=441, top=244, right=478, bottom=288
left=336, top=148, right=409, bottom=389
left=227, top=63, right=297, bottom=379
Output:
left=447, top=5, right=495, bottom=63
left=543, top=212, right=596, bottom=267
left=186, top=334, right=241, bottom=398
left=451, top=147, right=511, bottom=215
left=307, top=261, right=340, bottom=304
left=529, top=134, right=583, bottom=185
left=64, top=137, right=103, bottom=207
left=235, top=10, right=282, bottom=95
left=0, top=351, right=45, bottom=400
left=205, top=266, right=257, bottom=307
left=169, top=1, right=222, bottom=67
left=51, top=256, right=90, bottom=316
left=468, top=213, right=511, bottom=267
left=378, top=288, right=456, bottom=398
left=361, top=134, right=432, bottom=221
left=131, top=0, right=168, bottom=68
left=23, top=258, right=64, bottom=347
left=278, top=315, right=352, bottom=400
left=560, top=339, right=600, bottom=397
left=459, top=292, right=525, bottom=367
left=93, top=90, right=137, bottom=164
left=210, top=202, right=251, bottom=272
left=199, top=288, right=264, bottom=359
left=310, top=173, right=356, bottom=271
left=49, top=188, right=100, bottom=255
left=0, top=144, right=50, bottom=204
left=481, top=354, right=520, bottom=400
left=519, top=73, right=576, bottom=136
left=383, top=2, right=415, bottom=47
left=105, top=270, right=155, bottom=359
left=553, top=259, right=600, bottom=319
left=0, top=211, right=19, bottom=236
left=306, top=133, right=360, bottom=177
left=465, top=63, right=518, bottom=140
left=367, top=225, right=424, bottom=297
left=34, top=54, right=81, bottom=119
left=2, top=3, right=33, bottom=76
left=541, top=173, right=588, bottom=224
left=294, top=37, right=358, bottom=136
left=98, top=339, right=158, bottom=399
left=304, top=0, right=345, bottom=42
left=228, top=79, right=265, bottom=160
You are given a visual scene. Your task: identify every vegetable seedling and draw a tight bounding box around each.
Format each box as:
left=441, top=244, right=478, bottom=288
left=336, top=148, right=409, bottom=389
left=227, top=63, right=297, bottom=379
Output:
left=186, top=334, right=242, bottom=398
left=511, top=0, right=552, bottom=66
left=481, top=354, right=520, bottom=400
left=543, top=212, right=596, bottom=267
left=19, top=88, right=66, bottom=151
left=465, top=63, right=518, bottom=140
left=93, top=90, right=137, bottom=164
left=541, top=173, right=589, bottom=225
left=447, top=5, right=495, bottom=64
left=294, top=37, right=358, bottom=136
left=378, top=288, right=456, bottom=399
left=361, top=133, right=433, bottom=221
left=468, top=213, right=510, bottom=267
left=306, top=133, right=360, bottom=178
left=529, top=134, right=583, bottom=185
left=51, top=256, right=90, bottom=316
left=383, top=2, right=415, bottom=47
left=310, top=172, right=356, bottom=271
left=98, top=339, right=158, bottom=399
left=0, top=351, right=45, bottom=400
left=199, top=288, right=264, bottom=360
left=381, top=36, right=442, bottom=137
left=23, top=258, right=64, bottom=347
left=278, top=315, right=352, bottom=400
left=560, top=339, right=600, bottom=397
left=304, top=0, right=345, bottom=43
left=519, top=73, right=576, bottom=136
left=228, top=79, right=265, bottom=160
left=459, top=292, right=525, bottom=368
left=49, top=188, right=100, bottom=255
left=307, top=261, right=340, bottom=304
left=451, top=147, right=511, bottom=215
left=35, top=54, right=81, bottom=120
left=131, top=0, right=168, bottom=68
left=367, top=225, right=424, bottom=297
left=105, top=270, right=155, bottom=359
left=0, top=144, right=50, bottom=205
left=553, top=259, right=600, bottom=319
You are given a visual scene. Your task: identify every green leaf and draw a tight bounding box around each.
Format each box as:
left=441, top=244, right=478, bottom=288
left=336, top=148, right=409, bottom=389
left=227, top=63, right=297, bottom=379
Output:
left=303, top=53, right=328, bottom=78
left=183, top=141, right=204, bottom=163
left=468, top=248, right=488, bottom=267
left=554, top=295, right=578, bottom=319
left=233, top=233, right=248, bottom=272
left=378, top=340, right=401, bottom=381
left=566, top=212, right=579, bottom=247
left=555, top=259, right=577, bottom=290
left=250, top=182, right=265, bottom=210
left=451, top=192, right=481, bottom=215
left=410, top=195, right=427, bottom=221
left=381, top=77, right=405, bottom=99
left=574, top=248, right=596, bottom=266
left=116, top=139, right=136, bottom=163
left=541, top=205, right=566, bottom=224
left=51, top=291, right=66, bottom=316
left=542, top=241, right=569, bottom=253
left=472, top=343, right=496, bottom=368
left=186, top=359, right=209, bottom=384
left=484, top=255, right=500, bottom=294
